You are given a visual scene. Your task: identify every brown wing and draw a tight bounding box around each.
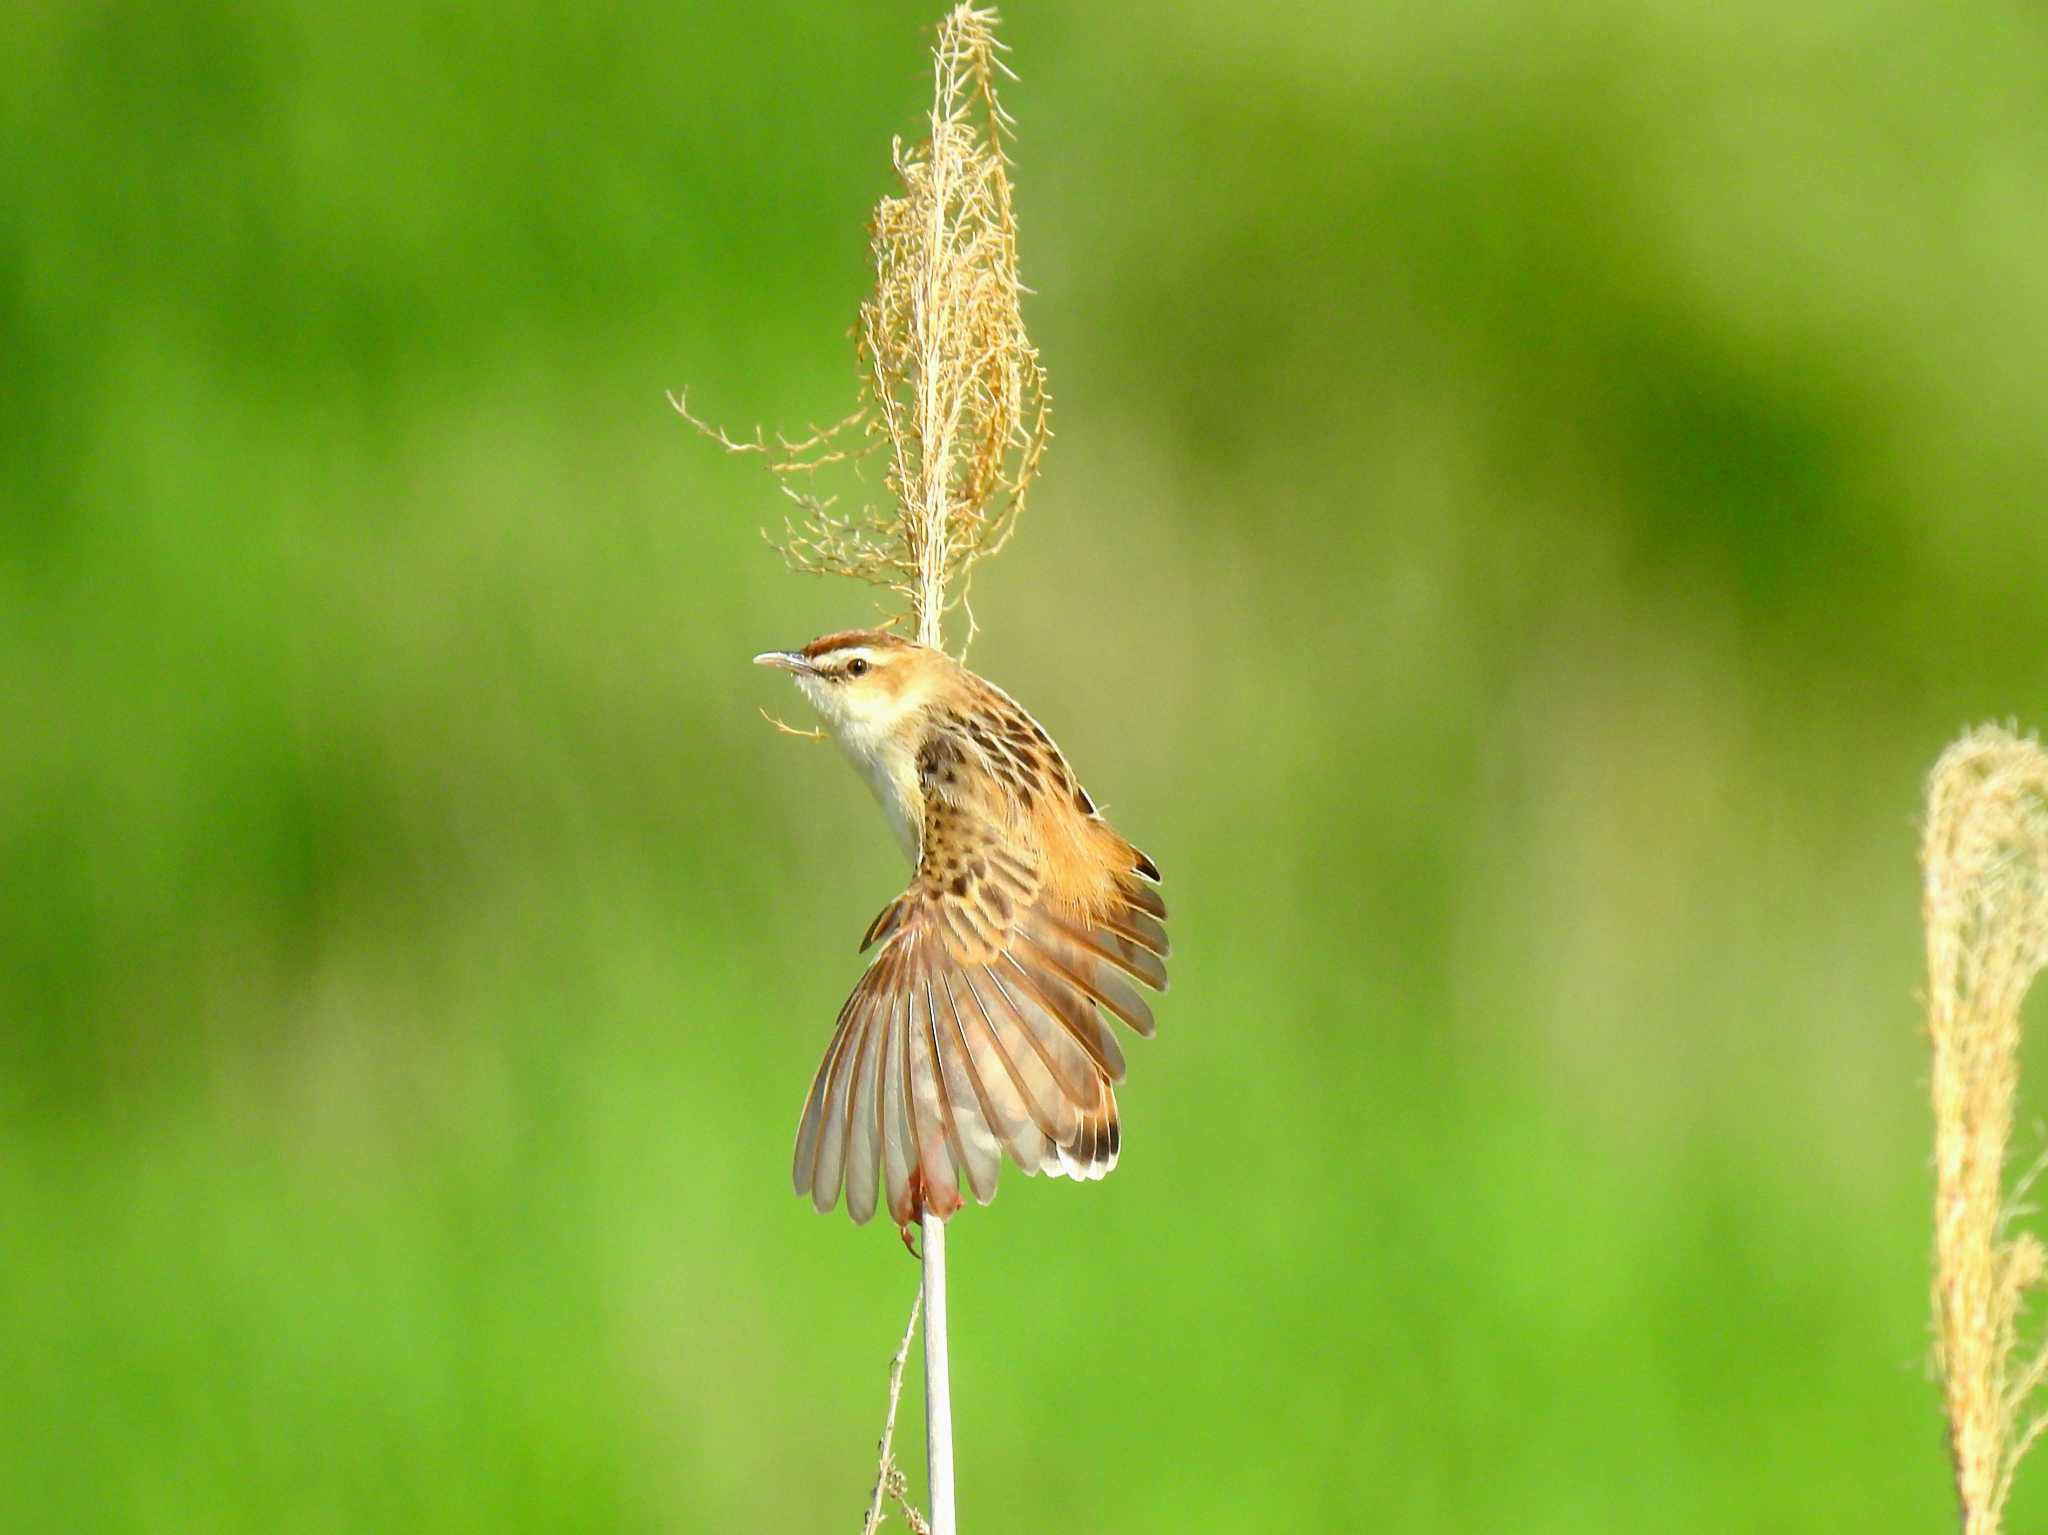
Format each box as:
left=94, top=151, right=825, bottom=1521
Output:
left=791, top=727, right=1168, bottom=1226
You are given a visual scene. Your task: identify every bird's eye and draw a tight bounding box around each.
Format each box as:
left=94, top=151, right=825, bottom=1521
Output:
left=846, top=658, right=869, bottom=678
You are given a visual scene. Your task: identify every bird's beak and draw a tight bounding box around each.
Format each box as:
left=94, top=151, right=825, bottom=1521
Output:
left=753, top=650, right=814, bottom=674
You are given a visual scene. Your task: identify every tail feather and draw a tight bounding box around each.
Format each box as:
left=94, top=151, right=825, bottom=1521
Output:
left=1052, top=1081, right=1119, bottom=1181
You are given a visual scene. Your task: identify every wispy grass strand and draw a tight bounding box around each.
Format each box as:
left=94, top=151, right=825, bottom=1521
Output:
left=1925, top=725, right=2048, bottom=1534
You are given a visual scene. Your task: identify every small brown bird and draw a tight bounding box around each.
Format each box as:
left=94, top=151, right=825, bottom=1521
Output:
left=755, top=629, right=1169, bottom=1230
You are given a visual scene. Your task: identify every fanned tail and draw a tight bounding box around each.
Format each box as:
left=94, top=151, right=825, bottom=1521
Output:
left=792, top=859, right=1168, bottom=1226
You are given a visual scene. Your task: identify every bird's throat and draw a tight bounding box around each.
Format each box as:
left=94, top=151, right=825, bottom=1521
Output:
left=832, top=720, right=923, bottom=867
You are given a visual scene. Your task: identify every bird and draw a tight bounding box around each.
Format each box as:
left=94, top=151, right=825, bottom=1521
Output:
left=754, top=628, right=1168, bottom=1232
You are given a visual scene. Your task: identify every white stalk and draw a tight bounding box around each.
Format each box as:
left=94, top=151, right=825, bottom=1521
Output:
left=911, top=149, right=956, bottom=1524
left=921, top=1207, right=955, bottom=1535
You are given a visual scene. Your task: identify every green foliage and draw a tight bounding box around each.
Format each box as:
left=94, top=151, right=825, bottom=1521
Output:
left=5, top=0, right=2048, bottom=1527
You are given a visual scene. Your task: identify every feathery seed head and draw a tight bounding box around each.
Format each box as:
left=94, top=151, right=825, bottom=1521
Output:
left=683, top=5, right=1047, bottom=655
left=1925, top=723, right=2048, bottom=1534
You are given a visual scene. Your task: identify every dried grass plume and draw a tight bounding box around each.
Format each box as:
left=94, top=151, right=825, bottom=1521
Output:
left=676, top=3, right=1049, bottom=653
left=1925, top=724, right=2048, bottom=1533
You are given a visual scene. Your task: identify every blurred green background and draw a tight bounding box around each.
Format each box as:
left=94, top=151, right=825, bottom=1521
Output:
left=8, top=0, right=2048, bottom=1528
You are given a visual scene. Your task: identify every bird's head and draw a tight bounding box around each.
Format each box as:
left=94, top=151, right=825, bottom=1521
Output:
left=753, top=629, right=943, bottom=750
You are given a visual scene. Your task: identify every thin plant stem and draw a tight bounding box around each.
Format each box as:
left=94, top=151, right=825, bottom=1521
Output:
left=912, top=289, right=954, bottom=1529
left=863, top=1290, right=924, bottom=1535
left=687, top=10, right=1041, bottom=1528
left=920, top=1208, right=955, bottom=1535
